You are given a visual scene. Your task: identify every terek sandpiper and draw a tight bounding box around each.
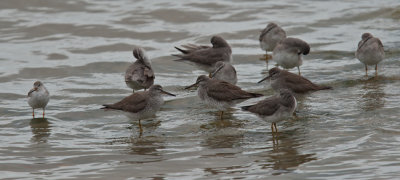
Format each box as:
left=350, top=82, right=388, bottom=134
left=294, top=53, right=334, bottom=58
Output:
left=242, top=89, right=297, bottom=133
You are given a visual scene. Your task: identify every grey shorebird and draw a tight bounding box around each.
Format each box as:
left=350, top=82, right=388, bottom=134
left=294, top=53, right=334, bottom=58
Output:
left=185, top=75, right=263, bottom=119
left=273, top=37, right=310, bottom=75
left=210, top=61, right=237, bottom=85
left=101, top=85, right=175, bottom=134
left=258, top=67, right=332, bottom=94
left=28, top=81, right=50, bottom=118
left=173, top=36, right=232, bottom=73
left=355, top=33, right=385, bottom=76
left=125, top=47, right=154, bottom=92
left=259, top=23, right=286, bottom=67
left=242, top=89, right=297, bottom=133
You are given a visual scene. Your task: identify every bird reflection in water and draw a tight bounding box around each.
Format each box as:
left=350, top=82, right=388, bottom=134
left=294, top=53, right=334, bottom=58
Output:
left=359, top=77, right=385, bottom=112
left=30, top=118, right=51, bottom=143
left=258, top=129, right=316, bottom=175
left=127, top=117, right=161, bottom=138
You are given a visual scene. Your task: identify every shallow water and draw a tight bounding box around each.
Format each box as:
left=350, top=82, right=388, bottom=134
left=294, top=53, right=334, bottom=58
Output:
left=1, top=0, right=400, bottom=179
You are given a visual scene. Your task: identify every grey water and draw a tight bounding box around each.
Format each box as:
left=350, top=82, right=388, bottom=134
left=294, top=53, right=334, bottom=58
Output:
left=1, top=0, right=400, bottom=179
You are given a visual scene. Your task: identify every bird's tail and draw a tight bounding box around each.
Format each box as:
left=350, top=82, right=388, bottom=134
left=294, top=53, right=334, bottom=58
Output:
left=241, top=105, right=252, bottom=111
left=174, top=46, right=189, bottom=54
left=318, top=85, right=333, bottom=90
left=101, top=104, right=116, bottom=110
left=250, top=92, right=264, bottom=98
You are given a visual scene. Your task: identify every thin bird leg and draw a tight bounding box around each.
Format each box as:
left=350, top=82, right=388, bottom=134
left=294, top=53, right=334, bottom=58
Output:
left=32, top=109, right=35, bottom=118
left=219, top=111, right=224, bottom=120
left=271, top=123, right=275, bottom=133
left=365, top=65, right=368, bottom=77
left=42, top=108, right=45, bottom=118
left=297, top=66, right=301, bottom=76
left=209, top=73, right=212, bottom=78
left=138, top=119, right=143, bottom=137
left=375, top=64, right=378, bottom=76
left=274, top=123, right=278, bottom=133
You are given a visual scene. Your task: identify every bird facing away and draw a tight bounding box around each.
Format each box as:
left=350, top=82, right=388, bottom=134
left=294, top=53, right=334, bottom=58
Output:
left=125, top=47, right=155, bottom=93
left=185, top=75, right=263, bottom=119
left=173, top=35, right=232, bottom=73
left=259, top=23, right=287, bottom=52
left=272, top=37, right=310, bottom=75
left=28, top=81, right=50, bottom=118
left=241, top=89, right=297, bottom=133
left=210, top=61, right=237, bottom=85
left=355, top=33, right=385, bottom=76
left=258, top=67, right=332, bottom=94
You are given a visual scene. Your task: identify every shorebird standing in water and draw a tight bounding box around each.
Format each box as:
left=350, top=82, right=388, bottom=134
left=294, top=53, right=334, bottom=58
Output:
left=355, top=33, right=385, bottom=77
left=242, top=89, right=297, bottom=133
left=102, top=85, right=175, bottom=135
left=272, top=37, right=310, bottom=75
left=173, top=36, right=232, bottom=75
left=185, top=75, right=263, bottom=120
left=259, top=23, right=286, bottom=69
left=258, top=67, right=332, bottom=94
left=28, top=81, right=50, bottom=118
left=210, top=61, right=237, bottom=85
left=125, top=47, right=154, bottom=92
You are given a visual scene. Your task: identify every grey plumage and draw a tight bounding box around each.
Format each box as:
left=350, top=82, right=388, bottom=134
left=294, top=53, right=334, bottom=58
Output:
left=28, top=81, right=50, bottom=118
left=173, top=36, right=232, bottom=73
left=102, top=85, right=175, bottom=119
left=185, top=75, right=262, bottom=119
left=241, top=89, right=297, bottom=133
left=273, top=37, right=310, bottom=75
left=355, top=33, right=385, bottom=76
left=210, top=61, right=237, bottom=85
left=258, top=67, right=332, bottom=94
left=125, top=47, right=155, bottom=92
left=259, top=23, right=287, bottom=52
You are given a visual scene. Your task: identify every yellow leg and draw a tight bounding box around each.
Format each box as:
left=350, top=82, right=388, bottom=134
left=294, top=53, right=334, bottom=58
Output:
left=138, top=119, right=143, bottom=137
left=219, top=111, right=224, bottom=120
left=271, top=123, right=275, bottom=133
left=209, top=73, right=212, bottom=78
left=273, top=123, right=278, bottom=133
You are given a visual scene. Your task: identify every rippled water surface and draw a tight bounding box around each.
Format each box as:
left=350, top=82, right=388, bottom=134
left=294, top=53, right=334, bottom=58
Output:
left=1, top=0, right=400, bottom=179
